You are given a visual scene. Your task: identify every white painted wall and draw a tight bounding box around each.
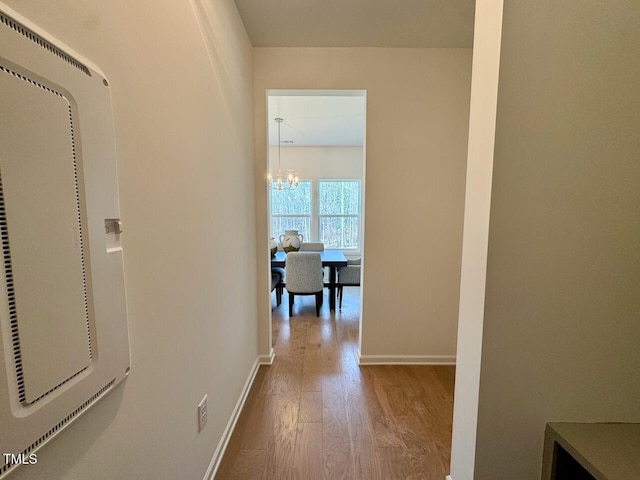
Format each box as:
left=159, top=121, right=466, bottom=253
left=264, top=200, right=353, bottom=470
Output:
left=254, top=48, right=472, bottom=361
left=268, top=145, right=363, bottom=180
left=449, top=1, right=504, bottom=478
left=471, top=1, right=640, bottom=478
left=3, top=1, right=257, bottom=479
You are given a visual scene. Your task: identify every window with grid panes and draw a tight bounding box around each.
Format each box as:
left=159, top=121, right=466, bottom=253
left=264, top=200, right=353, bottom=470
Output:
left=270, top=180, right=361, bottom=250
left=270, top=181, right=311, bottom=242
left=318, top=180, right=360, bottom=249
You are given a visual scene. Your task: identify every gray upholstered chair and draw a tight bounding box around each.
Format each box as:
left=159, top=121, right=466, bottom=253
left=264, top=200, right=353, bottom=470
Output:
left=300, top=242, right=327, bottom=282
left=271, top=267, right=285, bottom=305
left=337, top=258, right=361, bottom=310
left=271, top=270, right=282, bottom=306
left=285, top=252, right=324, bottom=316
left=300, top=242, right=324, bottom=251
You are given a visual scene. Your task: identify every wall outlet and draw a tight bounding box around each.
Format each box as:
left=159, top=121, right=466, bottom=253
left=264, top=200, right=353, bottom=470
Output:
left=197, top=395, right=207, bottom=432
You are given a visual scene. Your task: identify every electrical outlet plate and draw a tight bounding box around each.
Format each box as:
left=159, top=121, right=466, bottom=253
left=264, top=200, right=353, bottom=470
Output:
left=198, top=395, right=207, bottom=432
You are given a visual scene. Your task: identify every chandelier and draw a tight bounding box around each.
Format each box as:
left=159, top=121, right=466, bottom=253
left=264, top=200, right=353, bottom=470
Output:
left=267, top=117, right=299, bottom=190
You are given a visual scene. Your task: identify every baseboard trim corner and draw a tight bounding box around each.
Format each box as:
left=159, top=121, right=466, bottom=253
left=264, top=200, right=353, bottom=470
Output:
left=258, top=348, right=275, bottom=365
left=357, top=353, right=456, bottom=365
left=446, top=475, right=453, bottom=480
left=203, top=356, right=261, bottom=480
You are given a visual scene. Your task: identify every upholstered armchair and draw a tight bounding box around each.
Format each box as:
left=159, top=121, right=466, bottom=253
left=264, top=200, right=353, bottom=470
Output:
left=337, top=258, right=361, bottom=310
left=285, top=252, right=324, bottom=316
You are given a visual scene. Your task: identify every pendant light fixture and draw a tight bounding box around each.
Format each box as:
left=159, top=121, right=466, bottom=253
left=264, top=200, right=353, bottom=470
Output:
left=267, top=117, right=299, bottom=190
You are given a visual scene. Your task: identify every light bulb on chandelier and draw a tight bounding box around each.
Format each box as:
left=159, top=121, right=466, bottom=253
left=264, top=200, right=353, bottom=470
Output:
left=267, top=117, right=299, bottom=190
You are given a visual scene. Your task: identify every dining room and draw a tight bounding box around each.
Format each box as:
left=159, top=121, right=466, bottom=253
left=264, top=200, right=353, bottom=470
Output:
left=265, top=91, right=366, bottom=320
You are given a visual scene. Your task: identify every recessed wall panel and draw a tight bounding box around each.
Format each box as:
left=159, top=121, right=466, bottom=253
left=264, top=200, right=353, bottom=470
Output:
left=0, top=68, right=90, bottom=404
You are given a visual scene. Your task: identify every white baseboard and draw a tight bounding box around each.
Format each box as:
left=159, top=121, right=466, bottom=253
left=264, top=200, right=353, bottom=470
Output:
left=203, top=356, right=262, bottom=480
left=446, top=476, right=453, bottom=480
left=258, top=348, right=275, bottom=365
left=357, top=349, right=456, bottom=365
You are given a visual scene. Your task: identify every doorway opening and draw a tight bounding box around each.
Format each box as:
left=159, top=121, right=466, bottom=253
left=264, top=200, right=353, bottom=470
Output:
left=266, top=89, right=367, bottom=349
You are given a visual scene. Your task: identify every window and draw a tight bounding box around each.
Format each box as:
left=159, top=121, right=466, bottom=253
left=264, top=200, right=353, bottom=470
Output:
left=270, top=181, right=311, bottom=242
left=270, top=179, right=361, bottom=250
left=318, top=180, right=360, bottom=249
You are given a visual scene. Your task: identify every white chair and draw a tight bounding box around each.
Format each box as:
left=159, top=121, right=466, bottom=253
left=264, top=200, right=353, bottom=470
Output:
left=285, top=252, right=324, bottom=316
left=337, top=258, right=361, bottom=310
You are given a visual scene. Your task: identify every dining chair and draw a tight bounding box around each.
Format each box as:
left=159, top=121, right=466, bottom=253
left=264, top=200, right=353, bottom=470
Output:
left=271, top=267, right=285, bottom=305
left=271, top=270, right=282, bottom=306
left=300, top=242, right=327, bottom=282
left=300, top=242, right=324, bottom=251
left=337, top=258, right=361, bottom=310
left=285, top=252, right=324, bottom=316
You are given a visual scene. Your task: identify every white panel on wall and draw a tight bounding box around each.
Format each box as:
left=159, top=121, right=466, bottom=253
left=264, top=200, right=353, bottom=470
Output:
left=0, top=4, right=129, bottom=477
left=0, top=71, right=91, bottom=405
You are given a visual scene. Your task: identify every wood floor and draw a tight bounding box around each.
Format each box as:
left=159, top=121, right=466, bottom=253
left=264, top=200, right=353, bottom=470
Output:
left=215, top=289, right=455, bottom=480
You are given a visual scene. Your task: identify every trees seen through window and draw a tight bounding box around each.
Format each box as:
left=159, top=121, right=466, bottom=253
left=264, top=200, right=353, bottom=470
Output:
left=270, top=180, right=361, bottom=249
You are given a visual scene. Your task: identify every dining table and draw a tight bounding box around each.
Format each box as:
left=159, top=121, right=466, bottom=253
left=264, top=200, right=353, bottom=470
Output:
left=271, top=249, right=348, bottom=311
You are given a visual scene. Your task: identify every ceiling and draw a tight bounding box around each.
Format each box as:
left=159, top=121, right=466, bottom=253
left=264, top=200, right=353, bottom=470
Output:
left=247, top=1, right=476, bottom=147
left=268, top=95, right=366, bottom=147
left=233, top=0, right=475, bottom=48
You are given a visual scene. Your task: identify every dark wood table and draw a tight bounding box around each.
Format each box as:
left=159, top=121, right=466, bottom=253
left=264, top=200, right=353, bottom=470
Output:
left=271, top=250, right=347, bottom=311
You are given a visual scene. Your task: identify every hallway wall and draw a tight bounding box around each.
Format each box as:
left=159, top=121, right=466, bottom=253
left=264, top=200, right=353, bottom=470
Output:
left=254, top=47, right=472, bottom=362
left=3, top=1, right=257, bottom=479
left=473, top=1, right=640, bottom=478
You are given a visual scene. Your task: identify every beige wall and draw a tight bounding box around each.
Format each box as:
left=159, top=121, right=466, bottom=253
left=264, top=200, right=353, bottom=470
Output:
left=472, top=1, right=640, bottom=478
left=254, top=48, right=472, bottom=360
left=4, top=1, right=257, bottom=479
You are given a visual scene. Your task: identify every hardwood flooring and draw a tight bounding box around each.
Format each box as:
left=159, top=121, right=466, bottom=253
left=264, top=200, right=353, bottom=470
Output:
left=215, top=289, right=455, bottom=480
